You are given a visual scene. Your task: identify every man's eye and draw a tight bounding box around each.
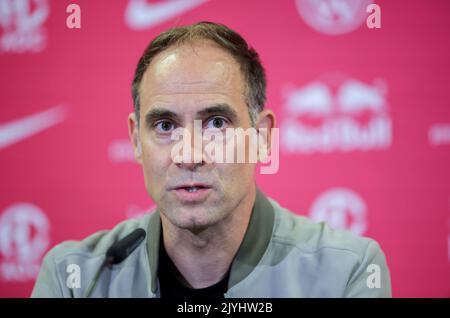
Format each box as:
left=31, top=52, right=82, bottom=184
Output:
left=155, top=120, right=175, bottom=133
left=205, top=117, right=228, bottom=129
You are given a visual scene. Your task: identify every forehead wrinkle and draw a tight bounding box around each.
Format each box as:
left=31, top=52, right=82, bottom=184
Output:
left=154, top=84, right=232, bottom=96
left=148, top=43, right=236, bottom=85
left=139, top=41, right=247, bottom=118
left=155, top=63, right=232, bottom=89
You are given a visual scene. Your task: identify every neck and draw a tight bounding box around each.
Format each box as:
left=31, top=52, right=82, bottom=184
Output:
left=160, top=185, right=256, bottom=289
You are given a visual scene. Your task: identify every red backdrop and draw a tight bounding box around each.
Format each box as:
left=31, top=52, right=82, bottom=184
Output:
left=0, top=0, right=449, bottom=297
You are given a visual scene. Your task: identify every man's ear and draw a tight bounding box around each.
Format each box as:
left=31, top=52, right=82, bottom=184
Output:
left=256, top=109, right=276, bottom=159
left=128, top=112, right=142, bottom=164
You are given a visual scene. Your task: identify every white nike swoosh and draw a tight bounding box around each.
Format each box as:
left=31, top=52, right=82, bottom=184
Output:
left=125, top=0, right=208, bottom=30
left=0, top=106, right=67, bottom=151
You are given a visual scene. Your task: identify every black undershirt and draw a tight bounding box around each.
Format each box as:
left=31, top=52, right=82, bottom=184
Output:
left=158, top=240, right=230, bottom=299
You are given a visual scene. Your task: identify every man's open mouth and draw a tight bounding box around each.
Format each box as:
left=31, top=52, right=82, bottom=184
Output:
left=171, top=184, right=212, bottom=201
left=172, top=183, right=212, bottom=192
left=179, top=186, right=206, bottom=193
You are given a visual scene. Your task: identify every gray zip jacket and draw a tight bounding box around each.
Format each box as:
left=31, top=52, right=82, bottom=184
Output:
left=31, top=189, right=391, bottom=298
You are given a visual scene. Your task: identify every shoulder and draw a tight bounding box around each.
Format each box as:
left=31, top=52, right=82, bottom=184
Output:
left=31, top=213, right=154, bottom=297
left=265, top=197, right=391, bottom=297
left=267, top=197, right=390, bottom=282
left=268, top=197, right=375, bottom=255
left=45, top=213, right=152, bottom=264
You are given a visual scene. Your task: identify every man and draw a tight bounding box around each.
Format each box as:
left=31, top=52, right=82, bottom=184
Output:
left=32, top=21, right=391, bottom=298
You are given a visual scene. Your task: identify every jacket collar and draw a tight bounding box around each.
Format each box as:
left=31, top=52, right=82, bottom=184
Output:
left=146, top=187, right=275, bottom=293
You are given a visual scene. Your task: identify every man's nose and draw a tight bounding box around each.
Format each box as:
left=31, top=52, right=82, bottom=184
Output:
left=176, top=160, right=205, bottom=171
left=175, top=121, right=206, bottom=171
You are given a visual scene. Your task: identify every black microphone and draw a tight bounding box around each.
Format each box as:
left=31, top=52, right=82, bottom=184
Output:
left=84, top=228, right=146, bottom=298
left=105, top=228, right=146, bottom=266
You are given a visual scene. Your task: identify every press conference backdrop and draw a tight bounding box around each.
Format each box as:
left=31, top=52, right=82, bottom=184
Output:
left=0, top=0, right=449, bottom=298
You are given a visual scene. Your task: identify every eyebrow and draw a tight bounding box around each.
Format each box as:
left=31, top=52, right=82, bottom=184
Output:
left=196, top=104, right=238, bottom=122
left=144, top=103, right=239, bottom=127
left=144, top=108, right=180, bottom=127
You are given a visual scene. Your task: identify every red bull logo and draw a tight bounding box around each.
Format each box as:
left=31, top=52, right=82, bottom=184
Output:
left=295, top=0, right=372, bottom=35
left=0, top=0, right=49, bottom=53
left=309, top=187, right=368, bottom=236
left=281, top=74, right=392, bottom=154
left=0, top=203, right=50, bottom=281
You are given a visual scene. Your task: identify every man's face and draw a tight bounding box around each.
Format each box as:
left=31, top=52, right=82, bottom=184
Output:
left=129, top=40, right=257, bottom=232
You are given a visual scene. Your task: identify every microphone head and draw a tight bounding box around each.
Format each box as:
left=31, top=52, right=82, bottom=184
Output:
left=105, top=228, right=146, bottom=265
